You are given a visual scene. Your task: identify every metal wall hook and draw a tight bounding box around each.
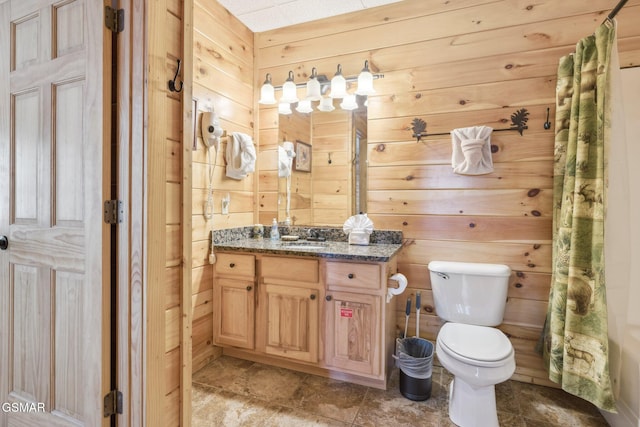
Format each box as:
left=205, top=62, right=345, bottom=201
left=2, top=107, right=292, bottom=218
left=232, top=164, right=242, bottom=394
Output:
left=168, top=59, right=183, bottom=93
left=544, top=107, right=552, bottom=130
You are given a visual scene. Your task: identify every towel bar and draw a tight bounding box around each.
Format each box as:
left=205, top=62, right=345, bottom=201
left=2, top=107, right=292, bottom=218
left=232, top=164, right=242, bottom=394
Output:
left=411, top=107, right=532, bottom=142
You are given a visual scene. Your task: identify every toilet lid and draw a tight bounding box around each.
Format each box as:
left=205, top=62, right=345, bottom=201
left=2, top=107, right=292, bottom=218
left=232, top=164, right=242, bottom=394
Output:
left=439, top=323, right=512, bottom=362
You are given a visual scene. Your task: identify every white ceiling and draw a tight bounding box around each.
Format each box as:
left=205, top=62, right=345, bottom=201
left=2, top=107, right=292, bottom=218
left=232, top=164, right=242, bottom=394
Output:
left=215, top=0, right=403, bottom=32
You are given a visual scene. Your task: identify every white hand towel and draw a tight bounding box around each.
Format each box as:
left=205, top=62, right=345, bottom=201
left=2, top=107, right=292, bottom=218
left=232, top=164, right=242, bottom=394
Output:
left=451, top=125, right=494, bottom=175
left=226, top=132, right=256, bottom=180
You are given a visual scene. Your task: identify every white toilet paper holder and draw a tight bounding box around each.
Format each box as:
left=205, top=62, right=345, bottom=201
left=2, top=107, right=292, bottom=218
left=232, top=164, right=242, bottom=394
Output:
left=386, top=273, right=408, bottom=303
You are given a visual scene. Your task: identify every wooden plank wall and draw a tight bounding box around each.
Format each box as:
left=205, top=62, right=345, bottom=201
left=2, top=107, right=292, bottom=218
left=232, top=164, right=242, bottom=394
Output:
left=158, top=0, right=184, bottom=425
left=257, top=105, right=279, bottom=224
left=255, top=0, right=640, bottom=385
left=191, top=0, right=255, bottom=371
left=145, top=0, right=185, bottom=425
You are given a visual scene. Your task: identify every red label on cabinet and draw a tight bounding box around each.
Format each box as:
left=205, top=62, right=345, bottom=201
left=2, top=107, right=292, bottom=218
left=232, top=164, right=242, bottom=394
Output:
left=340, top=308, right=353, bottom=318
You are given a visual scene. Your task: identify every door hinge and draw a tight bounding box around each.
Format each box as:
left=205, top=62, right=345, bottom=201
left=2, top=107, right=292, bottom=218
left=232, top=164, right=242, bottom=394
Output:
left=103, top=389, right=123, bottom=417
left=104, top=200, right=124, bottom=224
left=105, top=6, right=124, bottom=33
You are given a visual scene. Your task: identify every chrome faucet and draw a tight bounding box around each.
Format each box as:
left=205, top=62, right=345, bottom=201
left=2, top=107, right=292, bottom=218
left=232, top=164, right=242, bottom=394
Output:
left=306, top=229, right=325, bottom=241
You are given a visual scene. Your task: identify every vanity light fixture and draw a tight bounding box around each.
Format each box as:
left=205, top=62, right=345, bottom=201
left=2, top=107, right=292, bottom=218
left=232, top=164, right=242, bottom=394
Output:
left=296, top=99, right=313, bottom=114
left=281, top=71, right=299, bottom=104
left=258, top=73, right=276, bottom=105
left=340, top=93, right=358, bottom=111
left=317, top=97, right=335, bottom=112
left=330, top=64, right=347, bottom=99
left=278, top=102, right=292, bottom=115
left=355, top=60, right=375, bottom=96
left=258, top=60, right=384, bottom=113
left=306, top=67, right=322, bottom=101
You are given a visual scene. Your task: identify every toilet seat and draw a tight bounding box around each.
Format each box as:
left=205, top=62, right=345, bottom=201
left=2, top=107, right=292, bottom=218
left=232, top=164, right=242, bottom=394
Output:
left=438, top=323, right=513, bottom=368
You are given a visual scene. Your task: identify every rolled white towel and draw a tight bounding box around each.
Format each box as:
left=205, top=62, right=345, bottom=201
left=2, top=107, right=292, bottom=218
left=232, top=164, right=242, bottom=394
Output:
left=451, top=125, right=494, bottom=175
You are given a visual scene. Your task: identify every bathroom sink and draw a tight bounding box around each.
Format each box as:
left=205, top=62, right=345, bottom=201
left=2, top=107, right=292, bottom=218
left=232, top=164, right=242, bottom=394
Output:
left=283, top=245, right=326, bottom=250
left=279, top=242, right=327, bottom=250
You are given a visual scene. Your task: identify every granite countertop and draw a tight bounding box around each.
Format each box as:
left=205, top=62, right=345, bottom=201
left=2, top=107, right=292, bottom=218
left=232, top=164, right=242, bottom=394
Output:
left=214, top=238, right=403, bottom=262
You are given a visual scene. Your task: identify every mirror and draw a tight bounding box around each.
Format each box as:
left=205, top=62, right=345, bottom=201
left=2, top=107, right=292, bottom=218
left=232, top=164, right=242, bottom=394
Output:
left=277, top=98, right=367, bottom=226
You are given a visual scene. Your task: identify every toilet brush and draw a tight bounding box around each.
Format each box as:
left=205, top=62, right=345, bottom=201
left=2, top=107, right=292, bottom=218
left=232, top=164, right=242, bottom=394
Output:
left=415, top=291, right=421, bottom=338
left=403, top=296, right=412, bottom=338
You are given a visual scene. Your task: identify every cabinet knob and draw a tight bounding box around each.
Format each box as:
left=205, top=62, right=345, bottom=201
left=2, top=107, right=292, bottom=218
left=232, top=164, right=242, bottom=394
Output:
left=325, top=295, right=332, bottom=301
left=310, top=294, right=316, bottom=300
left=0, top=236, right=7, bottom=251
left=229, top=263, right=235, bottom=268
left=246, top=285, right=252, bottom=291
left=347, top=273, right=354, bottom=279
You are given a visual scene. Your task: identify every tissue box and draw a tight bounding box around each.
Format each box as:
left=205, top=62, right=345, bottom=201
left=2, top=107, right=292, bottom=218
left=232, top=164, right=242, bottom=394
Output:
left=348, top=230, right=370, bottom=246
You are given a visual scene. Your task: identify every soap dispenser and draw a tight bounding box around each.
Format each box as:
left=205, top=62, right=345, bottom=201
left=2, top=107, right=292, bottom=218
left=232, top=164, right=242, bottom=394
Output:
left=270, top=218, right=280, bottom=241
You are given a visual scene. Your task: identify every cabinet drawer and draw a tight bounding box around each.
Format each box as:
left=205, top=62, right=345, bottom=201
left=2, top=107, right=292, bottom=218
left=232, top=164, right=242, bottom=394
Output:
left=215, top=253, right=255, bottom=277
left=262, top=256, right=319, bottom=283
left=326, top=262, right=381, bottom=290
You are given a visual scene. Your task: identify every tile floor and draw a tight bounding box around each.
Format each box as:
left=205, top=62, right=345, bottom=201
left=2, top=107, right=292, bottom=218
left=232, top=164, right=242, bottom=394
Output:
left=192, top=355, right=610, bottom=426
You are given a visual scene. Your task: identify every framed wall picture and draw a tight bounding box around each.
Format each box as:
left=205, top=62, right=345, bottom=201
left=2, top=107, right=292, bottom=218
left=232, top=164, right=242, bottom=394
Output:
left=294, top=140, right=312, bottom=172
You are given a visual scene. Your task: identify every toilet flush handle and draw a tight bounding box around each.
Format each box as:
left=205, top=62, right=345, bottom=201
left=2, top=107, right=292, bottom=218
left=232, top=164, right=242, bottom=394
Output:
left=434, top=271, right=449, bottom=280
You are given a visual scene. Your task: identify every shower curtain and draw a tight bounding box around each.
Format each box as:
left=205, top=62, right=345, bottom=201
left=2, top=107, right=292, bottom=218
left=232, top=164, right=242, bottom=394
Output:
left=539, top=20, right=617, bottom=412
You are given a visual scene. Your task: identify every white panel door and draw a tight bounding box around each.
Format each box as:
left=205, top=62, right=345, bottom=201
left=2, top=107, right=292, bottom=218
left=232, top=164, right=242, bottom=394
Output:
left=0, top=0, right=110, bottom=426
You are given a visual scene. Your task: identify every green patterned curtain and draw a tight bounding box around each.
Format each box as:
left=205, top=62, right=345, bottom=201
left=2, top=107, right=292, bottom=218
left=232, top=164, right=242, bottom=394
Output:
left=539, top=21, right=617, bottom=412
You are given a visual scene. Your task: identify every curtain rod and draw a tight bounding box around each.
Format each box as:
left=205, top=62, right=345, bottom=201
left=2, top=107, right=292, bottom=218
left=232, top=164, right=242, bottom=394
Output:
left=608, top=0, right=628, bottom=20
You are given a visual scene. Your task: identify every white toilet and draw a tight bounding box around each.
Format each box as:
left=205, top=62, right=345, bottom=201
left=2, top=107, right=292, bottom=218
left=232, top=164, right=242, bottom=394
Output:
left=428, top=261, right=516, bottom=427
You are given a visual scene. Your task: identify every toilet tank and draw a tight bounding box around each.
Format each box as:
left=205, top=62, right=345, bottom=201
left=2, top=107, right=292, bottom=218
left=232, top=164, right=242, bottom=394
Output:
left=428, top=261, right=511, bottom=327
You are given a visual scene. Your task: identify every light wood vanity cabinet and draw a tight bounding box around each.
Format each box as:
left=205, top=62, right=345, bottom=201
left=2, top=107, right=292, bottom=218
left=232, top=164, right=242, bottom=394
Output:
left=213, top=251, right=397, bottom=389
left=213, top=253, right=256, bottom=349
left=324, top=261, right=389, bottom=379
left=259, top=256, right=321, bottom=363
left=325, top=290, right=381, bottom=376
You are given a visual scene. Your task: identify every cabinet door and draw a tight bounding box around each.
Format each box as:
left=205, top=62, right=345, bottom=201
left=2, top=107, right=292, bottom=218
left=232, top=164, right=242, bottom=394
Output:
left=263, top=283, right=319, bottom=363
left=325, top=291, right=381, bottom=376
left=214, top=278, right=255, bottom=349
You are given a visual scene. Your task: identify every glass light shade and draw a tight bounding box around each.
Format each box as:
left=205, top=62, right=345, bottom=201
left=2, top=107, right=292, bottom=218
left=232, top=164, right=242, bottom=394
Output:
left=281, top=71, right=299, bottom=104
left=317, top=97, right=335, bottom=112
left=356, top=70, right=375, bottom=95
left=330, top=75, right=346, bottom=98
left=306, top=78, right=321, bottom=101
left=306, top=67, right=322, bottom=101
left=296, top=99, right=313, bottom=113
left=278, top=102, right=292, bottom=115
left=330, top=64, right=346, bottom=99
left=258, top=74, right=276, bottom=104
left=355, top=60, right=375, bottom=96
left=340, top=94, right=358, bottom=110
left=281, top=81, right=298, bottom=103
